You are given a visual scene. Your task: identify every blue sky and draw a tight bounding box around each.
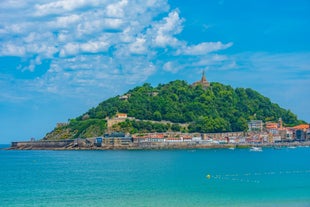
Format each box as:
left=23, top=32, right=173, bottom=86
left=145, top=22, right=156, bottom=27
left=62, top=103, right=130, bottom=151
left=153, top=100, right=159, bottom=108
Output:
left=0, top=0, right=309, bottom=144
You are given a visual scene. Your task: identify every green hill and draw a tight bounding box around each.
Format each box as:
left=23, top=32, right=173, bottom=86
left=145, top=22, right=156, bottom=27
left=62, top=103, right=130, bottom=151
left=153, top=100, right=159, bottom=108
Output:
left=44, top=80, right=304, bottom=140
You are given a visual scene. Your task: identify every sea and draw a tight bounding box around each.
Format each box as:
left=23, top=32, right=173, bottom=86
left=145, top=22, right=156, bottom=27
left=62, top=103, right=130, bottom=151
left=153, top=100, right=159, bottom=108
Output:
left=1, top=144, right=310, bottom=207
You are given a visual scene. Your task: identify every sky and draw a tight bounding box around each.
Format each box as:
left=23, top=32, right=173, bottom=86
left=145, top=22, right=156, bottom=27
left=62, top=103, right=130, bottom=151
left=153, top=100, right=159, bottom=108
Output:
left=0, top=0, right=309, bottom=144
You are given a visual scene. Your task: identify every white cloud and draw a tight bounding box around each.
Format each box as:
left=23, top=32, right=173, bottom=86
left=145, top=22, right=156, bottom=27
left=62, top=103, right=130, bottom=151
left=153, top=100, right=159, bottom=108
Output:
left=80, top=40, right=110, bottom=53
left=0, top=1, right=28, bottom=9
left=22, top=56, right=42, bottom=72
left=163, top=61, right=183, bottom=73
left=180, top=42, right=233, bottom=55
left=0, top=0, right=232, bottom=100
left=150, top=10, right=184, bottom=47
left=129, top=38, right=147, bottom=54
left=34, top=0, right=100, bottom=16
left=59, top=43, right=79, bottom=57
left=102, top=18, right=124, bottom=30
left=51, top=14, right=81, bottom=28
left=1, top=43, right=26, bottom=56
left=106, top=0, right=128, bottom=18
left=59, top=40, right=110, bottom=57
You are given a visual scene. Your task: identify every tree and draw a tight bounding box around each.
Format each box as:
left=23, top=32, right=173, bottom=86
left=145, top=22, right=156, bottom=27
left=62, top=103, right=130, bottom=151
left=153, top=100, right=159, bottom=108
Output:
left=153, top=111, right=162, bottom=121
left=171, top=124, right=181, bottom=132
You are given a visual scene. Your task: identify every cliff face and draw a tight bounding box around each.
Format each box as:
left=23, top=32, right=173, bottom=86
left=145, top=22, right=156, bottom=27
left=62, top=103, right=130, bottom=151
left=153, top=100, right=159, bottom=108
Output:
left=44, top=119, right=106, bottom=140
left=44, top=80, right=304, bottom=140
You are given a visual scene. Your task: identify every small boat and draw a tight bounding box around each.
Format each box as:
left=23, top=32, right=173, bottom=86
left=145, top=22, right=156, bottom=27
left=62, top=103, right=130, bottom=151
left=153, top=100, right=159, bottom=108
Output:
left=250, top=147, right=263, bottom=152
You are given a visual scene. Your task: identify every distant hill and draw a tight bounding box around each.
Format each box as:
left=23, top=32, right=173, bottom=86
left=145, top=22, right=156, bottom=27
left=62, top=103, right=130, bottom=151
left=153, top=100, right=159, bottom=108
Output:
left=44, top=80, right=304, bottom=140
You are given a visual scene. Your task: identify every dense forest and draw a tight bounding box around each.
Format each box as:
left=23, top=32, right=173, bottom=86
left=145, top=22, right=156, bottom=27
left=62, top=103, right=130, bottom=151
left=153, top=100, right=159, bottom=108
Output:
left=44, top=80, right=304, bottom=140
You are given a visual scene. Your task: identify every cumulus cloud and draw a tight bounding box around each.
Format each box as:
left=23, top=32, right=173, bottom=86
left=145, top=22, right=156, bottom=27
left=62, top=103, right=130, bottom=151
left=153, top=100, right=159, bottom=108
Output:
left=179, top=42, right=233, bottom=56
left=33, top=0, right=101, bottom=16
left=129, top=38, right=147, bottom=54
left=151, top=10, right=184, bottom=47
left=0, top=0, right=232, bottom=100
left=105, top=0, right=128, bottom=18
left=163, top=61, right=183, bottom=73
left=1, top=43, right=26, bottom=56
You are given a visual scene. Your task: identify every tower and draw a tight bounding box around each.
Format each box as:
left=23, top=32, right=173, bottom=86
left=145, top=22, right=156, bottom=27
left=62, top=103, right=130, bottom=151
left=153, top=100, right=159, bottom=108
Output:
left=192, top=70, right=210, bottom=89
left=201, top=70, right=207, bottom=82
left=278, top=118, right=283, bottom=129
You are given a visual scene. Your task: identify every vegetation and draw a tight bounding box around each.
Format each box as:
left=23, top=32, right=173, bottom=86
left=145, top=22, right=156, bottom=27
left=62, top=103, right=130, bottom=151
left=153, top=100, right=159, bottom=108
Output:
left=111, top=119, right=186, bottom=134
left=44, top=119, right=106, bottom=140
left=44, top=80, right=304, bottom=140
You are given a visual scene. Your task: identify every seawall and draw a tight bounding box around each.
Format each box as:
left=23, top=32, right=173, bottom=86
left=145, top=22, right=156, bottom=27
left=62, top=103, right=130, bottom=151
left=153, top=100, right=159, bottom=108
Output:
left=10, top=140, right=75, bottom=150
left=9, top=140, right=310, bottom=150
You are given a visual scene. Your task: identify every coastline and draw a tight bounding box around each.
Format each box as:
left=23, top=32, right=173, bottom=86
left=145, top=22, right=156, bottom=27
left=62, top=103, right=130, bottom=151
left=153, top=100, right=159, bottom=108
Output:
left=7, top=140, right=310, bottom=151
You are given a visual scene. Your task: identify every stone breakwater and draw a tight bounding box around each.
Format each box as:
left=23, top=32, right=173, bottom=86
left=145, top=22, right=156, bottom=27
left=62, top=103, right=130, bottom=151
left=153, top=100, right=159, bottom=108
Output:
left=8, top=140, right=310, bottom=150
left=10, top=140, right=75, bottom=150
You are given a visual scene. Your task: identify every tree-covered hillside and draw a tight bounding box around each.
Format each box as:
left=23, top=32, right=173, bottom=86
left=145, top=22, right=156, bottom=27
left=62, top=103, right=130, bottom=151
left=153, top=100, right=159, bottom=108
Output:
left=44, top=80, right=304, bottom=140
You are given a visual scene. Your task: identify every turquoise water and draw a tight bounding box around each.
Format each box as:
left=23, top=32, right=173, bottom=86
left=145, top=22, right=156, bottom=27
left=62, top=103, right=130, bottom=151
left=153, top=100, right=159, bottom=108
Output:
left=0, top=144, right=10, bottom=149
left=1, top=147, right=310, bottom=206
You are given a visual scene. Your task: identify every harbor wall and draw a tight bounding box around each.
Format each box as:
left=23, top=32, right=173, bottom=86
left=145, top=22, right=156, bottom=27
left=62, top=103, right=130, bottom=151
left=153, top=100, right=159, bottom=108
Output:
left=10, top=139, right=310, bottom=150
left=11, top=140, right=74, bottom=149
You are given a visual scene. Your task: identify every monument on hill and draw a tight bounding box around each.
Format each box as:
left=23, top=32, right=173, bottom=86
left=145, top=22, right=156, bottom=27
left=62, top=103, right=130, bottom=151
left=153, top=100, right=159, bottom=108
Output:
left=192, top=70, right=210, bottom=89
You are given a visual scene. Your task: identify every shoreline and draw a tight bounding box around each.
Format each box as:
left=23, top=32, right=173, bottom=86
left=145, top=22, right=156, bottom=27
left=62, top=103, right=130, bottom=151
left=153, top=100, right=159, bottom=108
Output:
left=7, top=141, right=310, bottom=151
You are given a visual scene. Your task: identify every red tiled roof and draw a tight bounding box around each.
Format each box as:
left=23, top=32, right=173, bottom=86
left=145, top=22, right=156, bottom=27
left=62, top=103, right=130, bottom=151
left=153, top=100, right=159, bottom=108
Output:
left=265, top=122, right=278, bottom=129
left=293, top=124, right=309, bottom=130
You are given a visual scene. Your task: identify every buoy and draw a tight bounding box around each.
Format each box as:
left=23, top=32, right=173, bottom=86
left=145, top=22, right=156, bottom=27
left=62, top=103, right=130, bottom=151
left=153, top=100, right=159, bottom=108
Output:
left=206, top=174, right=211, bottom=179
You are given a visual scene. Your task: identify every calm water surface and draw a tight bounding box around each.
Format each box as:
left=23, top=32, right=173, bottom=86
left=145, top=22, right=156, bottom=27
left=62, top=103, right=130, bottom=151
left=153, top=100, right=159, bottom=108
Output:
left=1, top=147, right=310, bottom=206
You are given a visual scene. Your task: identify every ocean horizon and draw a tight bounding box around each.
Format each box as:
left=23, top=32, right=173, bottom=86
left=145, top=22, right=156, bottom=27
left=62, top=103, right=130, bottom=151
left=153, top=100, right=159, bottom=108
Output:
left=1, top=147, right=310, bottom=206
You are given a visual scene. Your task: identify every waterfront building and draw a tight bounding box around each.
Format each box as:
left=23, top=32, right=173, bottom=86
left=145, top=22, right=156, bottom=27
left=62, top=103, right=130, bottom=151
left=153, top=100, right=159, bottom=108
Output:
left=102, top=134, right=132, bottom=146
left=192, top=136, right=202, bottom=141
left=166, top=137, right=182, bottom=142
left=295, top=130, right=306, bottom=141
left=260, top=134, right=269, bottom=143
left=132, top=135, right=149, bottom=143
left=306, top=129, right=310, bottom=140
left=95, top=137, right=103, bottom=147
left=248, top=120, right=263, bottom=132
left=181, top=134, right=193, bottom=142
left=265, top=122, right=278, bottom=129
left=292, top=124, right=309, bottom=141
left=273, top=135, right=282, bottom=142
left=267, top=133, right=274, bottom=143
left=148, top=133, right=165, bottom=142
left=237, top=137, right=246, bottom=143
left=132, top=133, right=165, bottom=143
left=280, top=129, right=294, bottom=142
left=269, top=128, right=279, bottom=135
left=287, top=130, right=294, bottom=141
